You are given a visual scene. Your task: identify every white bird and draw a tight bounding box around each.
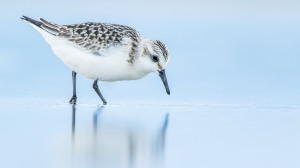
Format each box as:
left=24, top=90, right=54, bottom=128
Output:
left=21, top=16, right=170, bottom=105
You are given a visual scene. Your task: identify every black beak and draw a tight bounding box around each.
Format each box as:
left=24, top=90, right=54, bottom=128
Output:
left=159, top=69, right=170, bottom=95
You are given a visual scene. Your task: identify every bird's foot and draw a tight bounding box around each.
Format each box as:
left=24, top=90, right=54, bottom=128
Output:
left=102, top=101, right=107, bottom=105
left=69, top=96, right=77, bottom=105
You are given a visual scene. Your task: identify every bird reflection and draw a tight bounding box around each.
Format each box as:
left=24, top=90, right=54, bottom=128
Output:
left=70, top=105, right=169, bottom=168
left=92, top=106, right=104, bottom=136
left=71, top=104, right=76, bottom=142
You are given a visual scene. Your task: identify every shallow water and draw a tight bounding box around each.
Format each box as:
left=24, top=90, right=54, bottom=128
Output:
left=0, top=99, right=300, bottom=168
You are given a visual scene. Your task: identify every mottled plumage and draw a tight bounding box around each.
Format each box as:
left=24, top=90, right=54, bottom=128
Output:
left=21, top=16, right=170, bottom=105
left=39, top=18, right=143, bottom=62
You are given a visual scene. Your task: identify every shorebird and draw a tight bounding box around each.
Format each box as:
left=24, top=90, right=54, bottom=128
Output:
left=21, top=16, right=170, bottom=105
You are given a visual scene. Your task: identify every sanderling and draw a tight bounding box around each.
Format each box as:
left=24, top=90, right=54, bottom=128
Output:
left=21, top=16, right=170, bottom=105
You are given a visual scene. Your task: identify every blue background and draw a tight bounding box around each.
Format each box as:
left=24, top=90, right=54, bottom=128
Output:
left=1, top=1, right=300, bottom=168
left=1, top=0, right=300, bottom=104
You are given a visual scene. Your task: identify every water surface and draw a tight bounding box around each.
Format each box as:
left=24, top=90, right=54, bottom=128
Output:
left=0, top=99, right=299, bottom=168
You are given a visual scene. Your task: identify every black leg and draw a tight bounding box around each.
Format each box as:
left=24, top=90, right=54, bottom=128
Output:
left=93, top=80, right=107, bottom=105
left=69, top=71, right=77, bottom=104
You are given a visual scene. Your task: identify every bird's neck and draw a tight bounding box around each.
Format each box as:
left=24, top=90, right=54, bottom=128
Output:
left=132, top=53, right=152, bottom=74
left=130, top=39, right=154, bottom=74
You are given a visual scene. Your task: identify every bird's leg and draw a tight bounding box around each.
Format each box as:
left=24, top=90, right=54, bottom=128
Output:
left=93, top=80, right=107, bottom=105
left=69, top=71, right=77, bottom=104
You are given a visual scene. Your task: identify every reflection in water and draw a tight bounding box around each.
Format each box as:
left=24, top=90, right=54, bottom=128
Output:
left=92, top=106, right=104, bottom=136
left=72, top=104, right=76, bottom=141
left=69, top=106, right=169, bottom=168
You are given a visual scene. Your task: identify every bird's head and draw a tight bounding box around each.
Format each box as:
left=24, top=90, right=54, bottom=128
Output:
left=140, top=39, right=170, bottom=95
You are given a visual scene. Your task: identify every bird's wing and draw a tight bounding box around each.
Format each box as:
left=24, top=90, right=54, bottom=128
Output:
left=39, top=18, right=142, bottom=55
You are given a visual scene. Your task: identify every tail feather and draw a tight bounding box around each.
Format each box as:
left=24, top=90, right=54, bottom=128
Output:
left=21, top=15, right=61, bottom=36
left=39, top=17, right=60, bottom=30
left=41, top=25, right=60, bottom=35
left=21, top=15, right=43, bottom=28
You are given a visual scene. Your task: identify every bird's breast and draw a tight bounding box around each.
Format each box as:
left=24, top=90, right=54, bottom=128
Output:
left=44, top=37, right=147, bottom=81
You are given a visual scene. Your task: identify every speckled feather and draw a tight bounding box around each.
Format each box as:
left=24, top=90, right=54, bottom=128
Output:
left=39, top=18, right=142, bottom=61
left=22, top=15, right=170, bottom=84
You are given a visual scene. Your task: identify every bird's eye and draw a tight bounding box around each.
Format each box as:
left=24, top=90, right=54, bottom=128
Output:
left=152, top=55, right=159, bottom=62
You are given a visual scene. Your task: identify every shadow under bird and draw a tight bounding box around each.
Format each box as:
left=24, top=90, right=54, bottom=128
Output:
left=21, top=16, right=170, bottom=105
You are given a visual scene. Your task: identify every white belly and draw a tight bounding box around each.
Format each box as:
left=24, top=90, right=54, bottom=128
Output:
left=38, top=30, right=149, bottom=81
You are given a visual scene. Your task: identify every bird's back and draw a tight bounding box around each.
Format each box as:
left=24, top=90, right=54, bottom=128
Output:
left=22, top=16, right=148, bottom=81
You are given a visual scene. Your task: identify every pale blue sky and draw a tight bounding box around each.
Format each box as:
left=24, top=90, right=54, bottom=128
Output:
left=1, top=1, right=300, bottom=168
left=0, top=0, right=300, bottom=104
